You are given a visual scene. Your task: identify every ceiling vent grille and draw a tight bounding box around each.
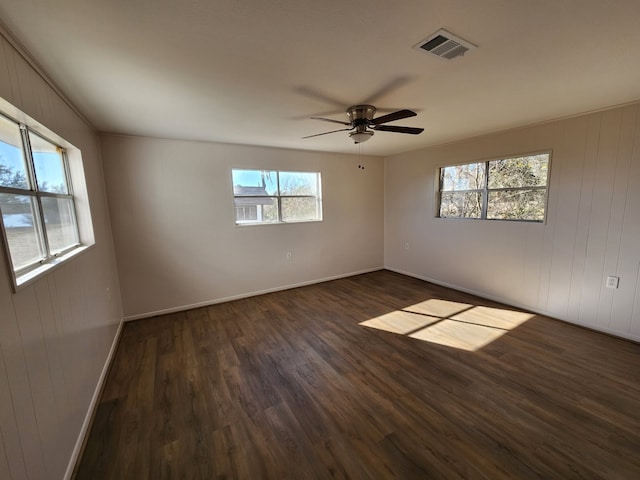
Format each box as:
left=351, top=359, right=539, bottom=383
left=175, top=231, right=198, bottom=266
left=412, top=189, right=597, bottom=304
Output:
left=413, top=29, right=476, bottom=60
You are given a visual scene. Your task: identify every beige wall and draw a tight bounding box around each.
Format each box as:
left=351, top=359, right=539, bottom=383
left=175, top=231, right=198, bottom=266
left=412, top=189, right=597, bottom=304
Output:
left=385, top=103, right=640, bottom=341
left=0, top=35, right=123, bottom=480
left=100, top=134, right=384, bottom=319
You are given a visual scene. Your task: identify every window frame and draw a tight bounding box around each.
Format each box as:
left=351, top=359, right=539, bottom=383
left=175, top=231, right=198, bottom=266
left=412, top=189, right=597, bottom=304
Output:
left=436, top=151, right=551, bottom=223
left=231, top=169, right=323, bottom=226
left=0, top=108, right=89, bottom=291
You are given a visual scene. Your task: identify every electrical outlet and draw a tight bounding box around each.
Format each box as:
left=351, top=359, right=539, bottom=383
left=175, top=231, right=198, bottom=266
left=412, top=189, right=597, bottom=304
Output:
left=404, top=242, right=410, bottom=250
left=605, top=275, right=619, bottom=289
left=286, top=251, right=293, bottom=261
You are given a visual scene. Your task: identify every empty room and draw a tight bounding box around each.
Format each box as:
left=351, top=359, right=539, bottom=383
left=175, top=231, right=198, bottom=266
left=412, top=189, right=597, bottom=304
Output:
left=0, top=1, right=639, bottom=479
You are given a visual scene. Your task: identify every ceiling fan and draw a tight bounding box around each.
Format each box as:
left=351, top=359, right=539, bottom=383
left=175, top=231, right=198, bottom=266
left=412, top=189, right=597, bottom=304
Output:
left=303, top=104, right=424, bottom=144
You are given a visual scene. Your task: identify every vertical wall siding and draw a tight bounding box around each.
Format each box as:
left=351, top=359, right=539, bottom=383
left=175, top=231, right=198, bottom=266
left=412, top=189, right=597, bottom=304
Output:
left=384, top=103, right=640, bottom=341
left=0, top=33, right=123, bottom=480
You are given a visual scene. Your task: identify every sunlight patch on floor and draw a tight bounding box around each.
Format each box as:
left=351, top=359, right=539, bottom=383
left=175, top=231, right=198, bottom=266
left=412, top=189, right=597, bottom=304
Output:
left=359, top=310, right=440, bottom=335
left=359, top=300, right=534, bottom=351
left=404, top=298, right=473, bottom=318
left=451, top=306, right=533, bottom=330
left=409, top=320, right=507, bottom=350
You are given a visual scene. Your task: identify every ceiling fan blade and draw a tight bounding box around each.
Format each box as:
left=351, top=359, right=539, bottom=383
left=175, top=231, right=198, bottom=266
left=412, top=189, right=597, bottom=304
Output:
left=373, top=125, right=424, bottom=135
left=371, top=109, right=417, bottom=125
left=291, top=108, right=345, bottom=120
left=294, top=86, right=347, bottom=108
left=310, top=116, right=351, bottom=126
left=302, top=128, right=353, bottom=139
left=361, top=75, right=414, bottom=105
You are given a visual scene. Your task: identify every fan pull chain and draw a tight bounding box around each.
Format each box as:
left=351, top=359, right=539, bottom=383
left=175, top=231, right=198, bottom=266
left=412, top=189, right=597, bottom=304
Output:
left=358, top=142, right=365, bottom=170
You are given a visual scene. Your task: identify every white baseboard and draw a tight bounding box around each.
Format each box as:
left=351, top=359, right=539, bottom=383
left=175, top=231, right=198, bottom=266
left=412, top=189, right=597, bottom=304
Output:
left=124, top=266, right=385, bottom=321
left=64, top=318, right=124, bottom=480
left=385, top=266, right=541, bottom=312
left=385, top=266, right=640, bottom=343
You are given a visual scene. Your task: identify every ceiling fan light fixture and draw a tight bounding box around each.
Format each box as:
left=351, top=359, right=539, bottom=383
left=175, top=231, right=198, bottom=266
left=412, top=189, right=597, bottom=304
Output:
left=350, top=130, right=374, bottom=144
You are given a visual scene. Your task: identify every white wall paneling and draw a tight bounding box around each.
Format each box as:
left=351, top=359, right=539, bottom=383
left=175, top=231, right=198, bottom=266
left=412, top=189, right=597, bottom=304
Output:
left=0, top=32, right=123, bottom=480
left=385, top=103, right=640, bottom=341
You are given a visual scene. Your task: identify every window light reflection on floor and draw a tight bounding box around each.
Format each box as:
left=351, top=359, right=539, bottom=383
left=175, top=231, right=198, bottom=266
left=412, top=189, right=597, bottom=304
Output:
left=359, top=299, right=533, bottom=351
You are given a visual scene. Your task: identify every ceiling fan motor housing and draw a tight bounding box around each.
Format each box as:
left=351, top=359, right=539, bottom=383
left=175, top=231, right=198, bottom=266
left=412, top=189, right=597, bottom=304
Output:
left=347, top=105, right=376, bottom=126
left=347, top=105, right=376, bottom=142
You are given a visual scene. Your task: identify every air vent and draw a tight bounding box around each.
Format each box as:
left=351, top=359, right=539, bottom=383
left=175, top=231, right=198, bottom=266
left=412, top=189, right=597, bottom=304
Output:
left=413, top=29, right=477, bottom=60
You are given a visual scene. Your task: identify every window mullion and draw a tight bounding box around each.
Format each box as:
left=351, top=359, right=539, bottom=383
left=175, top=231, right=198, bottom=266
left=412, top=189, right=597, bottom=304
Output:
left=481, top=161, right=489, bottom=219
left=0, top=185, right=32, bottom=196
left=487, top=186, right=547, bottom=193
left=20, top=124, right=50, bottom=260
left=438, top=169, right=444, bottom=217
left=38, top=191, right=74, bottom=199
left=276, top=172, right=283, bottom=222
left=440, top=188, right=483, bottom=194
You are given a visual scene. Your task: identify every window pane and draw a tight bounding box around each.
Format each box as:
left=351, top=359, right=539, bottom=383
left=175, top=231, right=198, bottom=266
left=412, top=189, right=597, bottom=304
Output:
left=488, top=154, right=549, bottom=189
left=279, top=171, right=319, bottom=196
left=439, top=191, right=482, bottom=218
left=232, top=169, right=278, bottom=196
left=28, top=132, right=69, bottom=193
left=487, top=189, right=546, bottom=221
left=0, top=115, right=29, bottom=189
left=234, top=196, right=279, bottom=224
left=0, top=193, right=44, bottom=269
left=235, top=205, right=258, bottom=221
left=281, top=197, right=321, bottom=222
left=41, top=196, right=79, bottom=253
left=441, top=163, right=485, bottom=191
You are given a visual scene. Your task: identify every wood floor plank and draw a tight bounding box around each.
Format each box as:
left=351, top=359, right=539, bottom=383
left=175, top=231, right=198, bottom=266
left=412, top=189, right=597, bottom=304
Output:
left=76, top=270, right=640, bottom=479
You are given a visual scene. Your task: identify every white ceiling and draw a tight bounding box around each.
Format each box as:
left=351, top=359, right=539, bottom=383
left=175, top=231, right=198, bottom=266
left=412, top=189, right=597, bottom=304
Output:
left=0, top=0, right=639, bottom=156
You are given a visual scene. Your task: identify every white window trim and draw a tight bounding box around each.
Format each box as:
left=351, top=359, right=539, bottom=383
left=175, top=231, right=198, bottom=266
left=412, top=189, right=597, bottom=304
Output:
left=232, top=169, right=323, bottom=226
left=0, top=97, right=94, bottom=292
left=436, top=150, right=552, bottom=223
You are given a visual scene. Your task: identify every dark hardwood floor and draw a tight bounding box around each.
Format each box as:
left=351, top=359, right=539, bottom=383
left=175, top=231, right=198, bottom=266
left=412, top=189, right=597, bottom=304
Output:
left=76, top=270, right=640, bottom=479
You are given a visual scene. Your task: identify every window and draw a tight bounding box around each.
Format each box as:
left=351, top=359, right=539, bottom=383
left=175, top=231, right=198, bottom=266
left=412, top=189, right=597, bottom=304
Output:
left=0, top=111, right=83, bottom=287
left=438, top=152, right=550, bottom=222
left=232, top=169, right=322, bottom=225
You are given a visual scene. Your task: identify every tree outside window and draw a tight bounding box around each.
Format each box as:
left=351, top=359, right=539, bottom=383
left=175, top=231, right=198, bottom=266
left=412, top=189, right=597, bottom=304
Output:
left=438, top=153, right=550, bottom=222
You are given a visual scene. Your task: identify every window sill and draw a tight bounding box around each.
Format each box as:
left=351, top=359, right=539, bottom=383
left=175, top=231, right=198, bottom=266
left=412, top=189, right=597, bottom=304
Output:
left=12, top=244, right=92, bottom=292
left=234, top=219, right=323, bottom=227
